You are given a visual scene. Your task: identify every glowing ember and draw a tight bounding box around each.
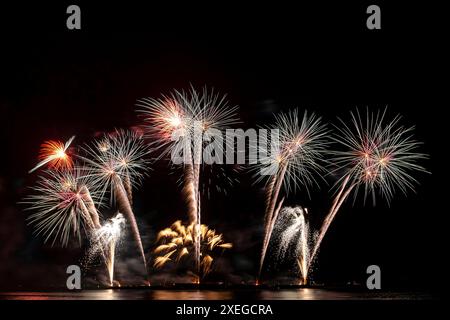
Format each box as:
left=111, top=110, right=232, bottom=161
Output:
left=153, top=220, right=232, bottom=279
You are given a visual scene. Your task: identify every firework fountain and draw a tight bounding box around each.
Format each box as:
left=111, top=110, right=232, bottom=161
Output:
left=253, top=109, right=328, bottom=281
left=90, top=213, right=126, bottom=286
left=307, top=109, right=428, bottom=274
left=274, top=206, right=316, bottom=285
left=138, top=87, right=239, bottom=280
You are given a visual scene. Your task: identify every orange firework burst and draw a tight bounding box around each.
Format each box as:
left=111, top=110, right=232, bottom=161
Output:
left=29, top=136, right=75, bottom=173
left=39, top=140, right=72, bottom=168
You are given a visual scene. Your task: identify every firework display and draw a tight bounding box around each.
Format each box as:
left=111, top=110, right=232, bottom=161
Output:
left=254, top=108, right=427, bottom=284
left=81, top=130, right=150, bottom=273
left=21, top=88, right=428, bottom=288
left=253, top=109, right=328, bottom=280
left=307, top=109, right=428, bottom=275
left=138, top=88, right=239, bottom=280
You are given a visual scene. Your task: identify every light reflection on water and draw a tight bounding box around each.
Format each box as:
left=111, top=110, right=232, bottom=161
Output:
left=0, top=289, right=432, bottom=300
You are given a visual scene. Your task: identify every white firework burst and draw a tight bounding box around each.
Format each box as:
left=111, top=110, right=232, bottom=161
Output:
left=331, top=108, right=428, bottom=204
left=24, top=168, right=102, bottom=247
left=308, top=108, right=429, bottom=278
left=136, top=86, right=240, bottom=161
left=80, top=129, right=150, bottom=203
left=252, top=109, right=329, bottom=196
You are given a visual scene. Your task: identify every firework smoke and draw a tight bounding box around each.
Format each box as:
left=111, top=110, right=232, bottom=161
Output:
left=81, top=130, right=150, bottom=272
left=254, top=109, right=328, bottom=279
left=153, top=220, right=232, bottom=279
left=138, top=87, right=239, bottom=279
left=29, top=136, right=75, bottom=173
left=308, top=109, right=428, bottom=272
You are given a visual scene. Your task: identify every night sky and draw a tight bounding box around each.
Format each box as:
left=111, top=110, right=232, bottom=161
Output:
left=0, top=3, right=444, bottom=292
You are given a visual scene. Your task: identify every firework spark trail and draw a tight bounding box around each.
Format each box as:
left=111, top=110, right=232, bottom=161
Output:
left=275, top=206, right=315, bottom=285
left=81, top=130, right=150, bottom=272
left=29, top=136, right=75, bottom=173
left=80, top=185, right=101, bottom=229
left=183, top=165, right=198, bottom=222
left=259, top=165, right=287, bottom=277
left=78, top=197, right=96, bottom=232
left=308, top=176, right=354, bottom=269
left=23, top=169, right=101, bottom=246
left=308, top=109, right=428, bottom=273
left=254, top=109, right=328, bottom=279
left=153, top=221, right=232, bottom=279
left=260, top=195, right=286, bottom=278
left=265, top=173, right=277, bottom=212
left=123, top=173, right=133, bottom=206
left=297, top=213, right=310, bottom=285
left=138, top=87, right=239, bottom=281
left=181, top=137, right=203, bottom=278
left=192, top=136, right=203, bottom=278
left=179, top=149, right=202, bottom=279
left=114, top=175, right=147, bottom=270
left=108, top=239, right=116, bottom=286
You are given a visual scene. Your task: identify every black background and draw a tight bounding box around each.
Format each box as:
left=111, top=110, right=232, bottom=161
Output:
left=0, top=1, right=446, bottom=297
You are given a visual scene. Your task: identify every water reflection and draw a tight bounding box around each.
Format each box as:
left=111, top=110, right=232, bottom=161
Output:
left=0, top=289, right=432, bottom=300
left=151, top=290, right=233, bottom=300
